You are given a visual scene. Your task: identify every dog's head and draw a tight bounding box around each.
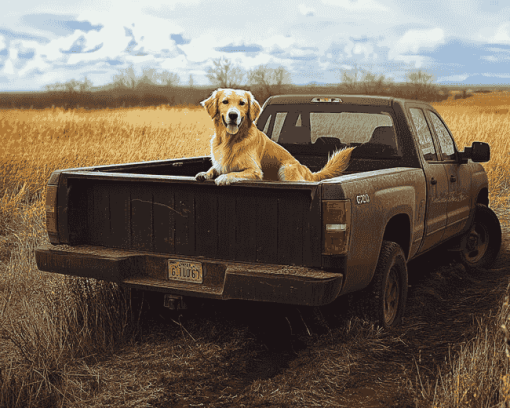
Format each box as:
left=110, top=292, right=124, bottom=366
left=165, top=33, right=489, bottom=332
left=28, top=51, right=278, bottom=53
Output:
left=201, top=89, right=261, bottom=135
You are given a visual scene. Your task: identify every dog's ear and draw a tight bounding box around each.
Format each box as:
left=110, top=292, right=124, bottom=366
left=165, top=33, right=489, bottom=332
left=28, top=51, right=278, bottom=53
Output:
left=247, top=91, right=261, bottom=123
left=201, top=89, right=220, bottom=118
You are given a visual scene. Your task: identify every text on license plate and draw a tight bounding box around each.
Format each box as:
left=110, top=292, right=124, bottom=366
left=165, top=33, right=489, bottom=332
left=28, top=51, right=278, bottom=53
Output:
left=167, top=260, right=203, bottom=283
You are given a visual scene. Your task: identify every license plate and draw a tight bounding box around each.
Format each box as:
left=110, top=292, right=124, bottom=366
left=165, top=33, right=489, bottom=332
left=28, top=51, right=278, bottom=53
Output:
left=167, top=260, right=203, bottom=283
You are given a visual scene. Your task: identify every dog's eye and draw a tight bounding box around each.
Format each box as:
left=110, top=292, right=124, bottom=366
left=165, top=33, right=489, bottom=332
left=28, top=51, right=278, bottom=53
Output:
left=239, top=101, right=245, bottom=106
left=222, top=100, right=228, bottom=104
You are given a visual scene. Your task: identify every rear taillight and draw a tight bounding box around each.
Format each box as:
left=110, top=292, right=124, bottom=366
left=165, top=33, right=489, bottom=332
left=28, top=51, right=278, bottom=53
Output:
left=45, top=174, right=60, bottom=244
left=323, top=200, right=351, bottom=255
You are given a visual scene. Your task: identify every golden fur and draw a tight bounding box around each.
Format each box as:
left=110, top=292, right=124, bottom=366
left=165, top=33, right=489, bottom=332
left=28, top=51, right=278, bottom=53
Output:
left=196, top=88, right=354, bottom=186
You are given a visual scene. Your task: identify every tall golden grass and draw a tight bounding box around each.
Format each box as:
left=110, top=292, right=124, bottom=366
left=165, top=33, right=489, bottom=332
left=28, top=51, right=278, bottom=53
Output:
left=0, top=105, right=214, bottom=406
left=432, top=92, right=510, bottom=211
left=0, top=94, right=509, bottom=406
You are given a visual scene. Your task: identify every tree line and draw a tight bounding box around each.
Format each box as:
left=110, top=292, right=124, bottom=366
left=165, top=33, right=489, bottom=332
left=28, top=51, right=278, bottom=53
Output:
left=0, top=58, right=459, bottom=110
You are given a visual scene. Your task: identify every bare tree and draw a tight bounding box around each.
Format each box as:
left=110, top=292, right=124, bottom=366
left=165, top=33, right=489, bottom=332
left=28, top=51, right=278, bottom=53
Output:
left=78, top=76, right=93, bottom=92
left=44, top=82, right=66, bottom=92
left=248, top=64, right=291, bottom=101
left=112, top=65, right=180, bottom=89
left=138, top=67, right=157, bottom=87
left=112, top=65, right=138, bottom=89
left=206, top=57, right=245, bottom=88
left=340, top=66, right=391, bottom=95
left=45, top=77, right=92, bottom=93
left=155, top=71, right=180, bottom=86
left=249, top=65, right=291, bottom=90
left=406, top=70, right=435, bottom=87
left=340, top=66, right=365, bottom=92
left=273, top=66, right=291, bottom=88
left=405, top=70, right=437, bottom=100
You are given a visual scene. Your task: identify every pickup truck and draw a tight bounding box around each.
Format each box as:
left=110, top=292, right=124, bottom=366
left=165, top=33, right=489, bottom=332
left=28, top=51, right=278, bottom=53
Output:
left=35, top=94, right=502, bottom=328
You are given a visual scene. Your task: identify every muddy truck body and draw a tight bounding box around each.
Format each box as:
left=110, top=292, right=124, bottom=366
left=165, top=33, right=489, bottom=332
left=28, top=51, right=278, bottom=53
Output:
left=35, top=95, right=501, bottom=327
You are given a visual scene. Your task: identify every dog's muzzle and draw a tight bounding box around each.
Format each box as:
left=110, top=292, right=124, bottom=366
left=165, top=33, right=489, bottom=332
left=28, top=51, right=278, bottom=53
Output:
left=223, top=109, right=244, bottom=134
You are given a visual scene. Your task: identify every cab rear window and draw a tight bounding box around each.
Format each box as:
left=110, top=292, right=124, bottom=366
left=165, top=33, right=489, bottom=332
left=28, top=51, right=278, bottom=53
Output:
left=258, top=104, right=401, bottom=159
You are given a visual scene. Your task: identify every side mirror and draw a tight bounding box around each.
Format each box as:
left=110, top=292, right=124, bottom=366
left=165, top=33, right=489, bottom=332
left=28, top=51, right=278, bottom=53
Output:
left=459, top=142, right=490, bottom=163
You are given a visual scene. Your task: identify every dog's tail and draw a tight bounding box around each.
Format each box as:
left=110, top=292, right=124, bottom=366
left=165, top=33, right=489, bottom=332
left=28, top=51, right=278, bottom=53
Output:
left=311, top=147, right=355, bottom=182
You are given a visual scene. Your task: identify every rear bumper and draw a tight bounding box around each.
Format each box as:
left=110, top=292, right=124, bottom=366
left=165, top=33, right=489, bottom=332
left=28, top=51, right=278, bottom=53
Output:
left=35, top=245, right=344, bottom=307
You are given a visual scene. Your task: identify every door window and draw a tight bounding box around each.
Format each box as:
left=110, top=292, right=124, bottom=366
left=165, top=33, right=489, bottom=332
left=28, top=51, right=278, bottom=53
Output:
left=410, top=108, right=437, bottom=161
left=429, top=111, right=457, bottom=160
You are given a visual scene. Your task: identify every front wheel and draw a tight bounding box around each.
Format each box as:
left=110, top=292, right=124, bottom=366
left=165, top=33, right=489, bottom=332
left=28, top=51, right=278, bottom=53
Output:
left=456, top=204, right=501, bottom=270
left=354, top=241, right=408, bottom=328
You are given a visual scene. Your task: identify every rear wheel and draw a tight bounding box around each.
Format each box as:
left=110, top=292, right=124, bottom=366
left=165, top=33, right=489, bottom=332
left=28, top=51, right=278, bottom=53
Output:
left=456, top=204, right=501, bottom=270
left=354, top=241, right=408, bottom=328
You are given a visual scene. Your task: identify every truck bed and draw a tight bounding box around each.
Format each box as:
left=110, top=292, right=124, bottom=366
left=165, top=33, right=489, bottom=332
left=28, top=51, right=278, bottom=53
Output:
left=54, top=157, right=324, bottom=268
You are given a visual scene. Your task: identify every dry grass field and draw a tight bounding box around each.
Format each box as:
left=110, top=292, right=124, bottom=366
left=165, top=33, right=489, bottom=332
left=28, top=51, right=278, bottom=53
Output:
left=0, top=93, right=509, bottom=407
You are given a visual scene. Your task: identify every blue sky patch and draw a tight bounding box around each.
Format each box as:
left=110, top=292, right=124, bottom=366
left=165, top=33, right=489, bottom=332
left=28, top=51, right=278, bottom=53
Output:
left=419, top=39, right=510, bottom=78
left=215, top=43, right=262, bottom=53
left=21, top=14, right=103, bottom=36
left=61, top=36, right=103, bottom=54
left=19, top=50, right=35, bottom=59
left=171, top=34, right=189, bottom=45
left=106, top=59, right=123, bottom=66
left=0, top=28, right=48, bottom=43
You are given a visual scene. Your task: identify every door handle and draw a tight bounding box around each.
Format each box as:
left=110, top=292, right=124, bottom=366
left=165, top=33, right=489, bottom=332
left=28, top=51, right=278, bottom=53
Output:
left=450, top=175, right=457, bottom=182
left=431, top=177, right=437, bottom=185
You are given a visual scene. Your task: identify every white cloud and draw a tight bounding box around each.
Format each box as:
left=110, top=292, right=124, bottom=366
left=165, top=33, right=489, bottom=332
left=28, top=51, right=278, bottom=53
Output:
left=391, top=54, right=430, bottom=69
left=298, top=4, right=316, bottom=16
left=481, top=72, right=510, bottom=78
left=35, top=31, right=84, bottom=61
left=481, top=55, right=498, bottom=62
left=18, top=54, right=51, bottom=77
left=2, top=59, right=15, bottom=75
left=160, top=55, right=188, bottom=71
left=343, top=42, right=377, bottom=60
left=13, top=40, right=39, bottom=54
left=437, top=74, right=470, bottom=82
left=320, top=0, right=388, bottom=12
left=74, top=0, right=202, bottom=26
left=179, top=34, right=225, bottom=62
left=389, top=28, right=445, bottom=60
left=488, top=22, right=510, bottom=45
left=0, top=35, right=6, bottom=50
left=259, top=35, right=295, bottom=51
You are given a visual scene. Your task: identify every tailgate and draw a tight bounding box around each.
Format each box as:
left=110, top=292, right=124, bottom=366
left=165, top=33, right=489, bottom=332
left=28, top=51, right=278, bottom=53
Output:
left=51, top=171, right=323, bottom=267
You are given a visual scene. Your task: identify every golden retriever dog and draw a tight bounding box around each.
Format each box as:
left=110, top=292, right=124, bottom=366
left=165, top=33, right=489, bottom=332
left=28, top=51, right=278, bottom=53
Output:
left=196, top=88, right=354, bottom=186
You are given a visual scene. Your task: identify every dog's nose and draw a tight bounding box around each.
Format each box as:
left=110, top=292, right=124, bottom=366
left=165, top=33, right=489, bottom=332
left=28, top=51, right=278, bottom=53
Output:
left=228, top=112, right=238, bottom=122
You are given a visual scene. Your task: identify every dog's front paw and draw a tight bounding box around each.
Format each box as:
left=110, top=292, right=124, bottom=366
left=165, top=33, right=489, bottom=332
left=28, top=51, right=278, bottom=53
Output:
left=214, top=175, right=247, bottom=186
left=214, top=174, right=232, bottom=186
left=195, top=172, right=209, bottom=181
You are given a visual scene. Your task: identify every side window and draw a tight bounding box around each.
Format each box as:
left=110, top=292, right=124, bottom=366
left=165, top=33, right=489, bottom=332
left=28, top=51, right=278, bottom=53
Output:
left=428, top=111, right=456, bottom=160
left=409, top=108, right=437, bottom=161
left=271, top=112, right=287, bottom=142
left=262, top=114, right=272, bottom=134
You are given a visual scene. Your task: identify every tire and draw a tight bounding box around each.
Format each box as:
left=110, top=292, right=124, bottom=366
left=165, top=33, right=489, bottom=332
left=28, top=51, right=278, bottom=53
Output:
left=456, top=204, right=501, bottom=270
left=354, top=241, right=408, bottom=328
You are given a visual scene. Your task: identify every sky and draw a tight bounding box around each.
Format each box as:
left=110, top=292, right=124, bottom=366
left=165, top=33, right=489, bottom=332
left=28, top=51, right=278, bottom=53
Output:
left=1, top=0, right=510, bottom=91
